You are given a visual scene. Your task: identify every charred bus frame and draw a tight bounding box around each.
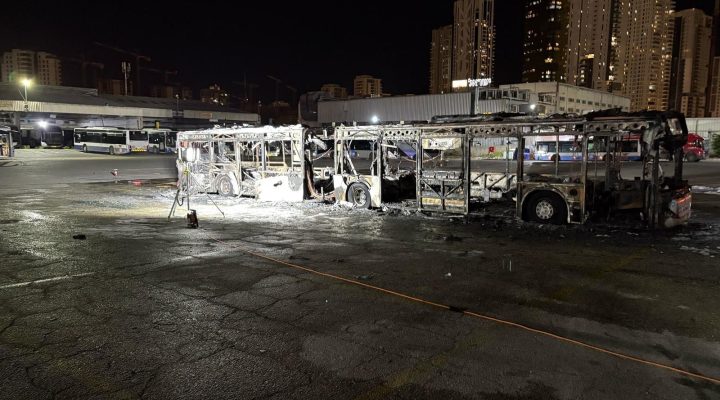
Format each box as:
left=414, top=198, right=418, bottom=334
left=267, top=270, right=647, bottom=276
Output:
left=176, top=125, right=311, bottom=202
left=332, top=111, right=691, bottom=228
left=176, top=112, right=691, bottom=228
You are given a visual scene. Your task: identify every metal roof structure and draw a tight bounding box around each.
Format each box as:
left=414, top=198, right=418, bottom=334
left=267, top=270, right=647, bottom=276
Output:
left=0, top=84, right=258, bottom=124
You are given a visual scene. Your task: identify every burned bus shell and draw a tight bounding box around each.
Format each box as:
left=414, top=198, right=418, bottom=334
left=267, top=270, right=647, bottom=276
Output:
left=176, top=125, right=312, bottom=203
left=333, top=111, right=691, bottom=228
left=176, top=112, right=691, bottom=229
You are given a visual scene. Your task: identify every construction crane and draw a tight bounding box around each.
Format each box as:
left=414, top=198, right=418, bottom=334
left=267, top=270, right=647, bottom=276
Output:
left=93, top=42, right=151, bottom=96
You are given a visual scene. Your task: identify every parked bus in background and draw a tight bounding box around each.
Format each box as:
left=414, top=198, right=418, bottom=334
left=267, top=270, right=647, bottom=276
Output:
left=2, top=125, right=21, bottom=149
left=533, top=135, right=583, bottom=161
left=36, top=122, right=65, bottom=148
left=0, top=125, right=15, bottom=157
left=73, top=127, right=131, bottom=155
left=128, top=130, right=148, bottom=152
left=145, top=129, right=177, bottom=153
left=16, top=122, right=64, bottom=148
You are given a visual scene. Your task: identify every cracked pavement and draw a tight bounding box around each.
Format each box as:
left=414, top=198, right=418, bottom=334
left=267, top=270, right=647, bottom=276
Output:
left=1, top=173, right=720, bottom=398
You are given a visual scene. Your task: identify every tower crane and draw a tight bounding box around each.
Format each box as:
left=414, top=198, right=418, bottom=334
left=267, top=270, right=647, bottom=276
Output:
left=93, top=42, right=151, bottom=95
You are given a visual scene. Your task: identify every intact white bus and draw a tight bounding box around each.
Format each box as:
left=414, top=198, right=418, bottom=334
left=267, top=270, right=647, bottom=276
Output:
left=73, top=127, right=131, bottom=155
left=145, top=129, right=177, bottom=153
left=128, top=130, right=149, bottom=152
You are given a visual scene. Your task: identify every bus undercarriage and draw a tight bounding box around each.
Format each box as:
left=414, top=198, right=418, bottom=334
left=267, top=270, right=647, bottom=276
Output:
left=176, top=111, right=692, bottom=229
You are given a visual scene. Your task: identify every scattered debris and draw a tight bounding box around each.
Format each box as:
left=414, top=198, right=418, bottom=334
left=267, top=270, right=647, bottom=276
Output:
left=443, top=234, right=463, bottom=242
left=679, top=245, right=713, bottom=257
left=111, top=169, right=119, bottom=177
left=355, top=275, right=374, bottom=281
left=72, top=234, right=87, bottom=240
left=595, top=234, right=610, bottom=238
left=186, top=210, right=199, bottom=229
left=444, top=272, right=452, bottom=278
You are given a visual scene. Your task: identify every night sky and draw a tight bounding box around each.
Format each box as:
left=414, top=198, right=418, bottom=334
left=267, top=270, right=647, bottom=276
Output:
left=0, top=0, right=716, bottom=103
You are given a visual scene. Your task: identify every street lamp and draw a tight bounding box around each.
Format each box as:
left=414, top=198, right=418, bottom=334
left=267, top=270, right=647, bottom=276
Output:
left=19, top=78, right=33, bottom=111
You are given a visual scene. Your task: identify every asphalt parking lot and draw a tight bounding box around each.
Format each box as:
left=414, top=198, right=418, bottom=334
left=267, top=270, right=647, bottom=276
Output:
left=1, top=150, right=719, bottom=399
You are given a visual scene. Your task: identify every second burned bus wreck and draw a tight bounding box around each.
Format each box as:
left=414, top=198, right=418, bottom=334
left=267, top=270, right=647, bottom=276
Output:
left=176, top=111, right=692, bottom=228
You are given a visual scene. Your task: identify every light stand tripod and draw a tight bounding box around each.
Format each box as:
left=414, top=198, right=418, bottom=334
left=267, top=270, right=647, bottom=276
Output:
left=168, top=166, right=225, bottom=227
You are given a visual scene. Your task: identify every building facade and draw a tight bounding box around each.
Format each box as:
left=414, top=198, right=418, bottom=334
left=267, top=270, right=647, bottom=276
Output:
left=522, top=0, right=568, bottom=83
left=1, top=50, right=62, bottom=86
left=98, top=78, right=133, bottom=96
left=612, top=0, right=675, bottom=112
left=565, top=0, right=615, bottom=91
left=320, top=83, right=348, bottom=99
left=453, top=0, right=495, bottom=86
left=430, top=25, right=454, bottom=94
left=669, top=9, right=713, bottom=118
left=353, top=75, right=383, bottom=98
left=200, top=84, right=228, bottom=105
left=36, top=52, right=62, bottom=86
left=503, top=82, right=631, bottom=115
left=2, top=49, right=37, bottom=83
left=710, top=57, right=720, bottom=117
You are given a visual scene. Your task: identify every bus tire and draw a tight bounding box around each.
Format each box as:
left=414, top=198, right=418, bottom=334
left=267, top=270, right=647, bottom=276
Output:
left=109, top=146, right=115, bottom=155
left=216, top=175, right=235, bottom=197
left=685, top=152, right=699, bottom=162
left=526, top=192, right=566, bottom=225
left=82, top=144, right=88, bottom=153
left=551, top=154, right=560, bottom=162
left=348, top=183, right=372, bottom=209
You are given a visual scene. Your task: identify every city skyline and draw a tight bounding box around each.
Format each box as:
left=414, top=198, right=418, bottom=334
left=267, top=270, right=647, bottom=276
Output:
left=0, top=0, right=716, bottom=104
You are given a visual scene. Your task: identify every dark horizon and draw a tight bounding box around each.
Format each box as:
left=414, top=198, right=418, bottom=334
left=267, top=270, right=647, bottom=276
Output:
left=0, top=0, right=715, bottom=103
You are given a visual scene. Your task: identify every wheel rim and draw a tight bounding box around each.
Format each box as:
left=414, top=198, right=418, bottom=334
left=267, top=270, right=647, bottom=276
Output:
left=219, top=179, right=231, bottom=195
left=535, top=199, right=555, bottom=220
left=109, top=146, right=114, bottom=155
left=352, top=187, right=368, bottom=207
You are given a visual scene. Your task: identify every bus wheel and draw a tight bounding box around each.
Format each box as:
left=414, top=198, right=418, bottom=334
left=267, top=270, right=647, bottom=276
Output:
left=82, top=144, right=88, bottom=153
left=216, top=175, right=235, bottom=196
left=526, top=193, right=566, bottom=225
left=348, top=183, right=371, bottom=209
left=685, top=152, right=699, bottom=162
left=551, top=154, right=559, bottom=162
left=109, top=146, right=115, bottom=155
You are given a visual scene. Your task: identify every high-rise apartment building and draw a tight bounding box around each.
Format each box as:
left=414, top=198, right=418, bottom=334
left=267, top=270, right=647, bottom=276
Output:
left=710, top=57, right=720, bottom=117
left=320, top=84, right=348, bottom=99
left=1, top=49, right=36, bottom=83
left=430, top=25, right=454, bottom=94
left=565, top=0, right=615, bottom=91
left=522, top=0, right=568, bottom=83
left=669, top=9, right=713, bottom=117
left=36, top=52, right=62, bottom=86
left=611, top=0, right=675, bottom=111
left=1, top=49, right=62, bottom=86
left=453, top=0, right=495, bottom=85
left=353, top=75, right=382, bottom=97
